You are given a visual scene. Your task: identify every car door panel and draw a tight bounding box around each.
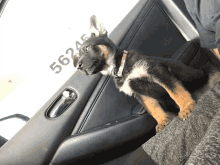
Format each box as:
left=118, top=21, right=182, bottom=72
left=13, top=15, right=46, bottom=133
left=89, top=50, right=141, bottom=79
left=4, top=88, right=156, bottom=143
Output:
left=50, top=111, right=156, bottom=165
left=71, top=75, right=140, bottom=134
left=0, top=72, right=101, bottom=165
left=120, top=1, right=186, bottom=58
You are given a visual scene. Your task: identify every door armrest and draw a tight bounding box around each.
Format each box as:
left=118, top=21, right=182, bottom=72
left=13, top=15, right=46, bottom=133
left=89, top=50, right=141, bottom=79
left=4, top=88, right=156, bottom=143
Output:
left=50, top=112, right=156, bottom=165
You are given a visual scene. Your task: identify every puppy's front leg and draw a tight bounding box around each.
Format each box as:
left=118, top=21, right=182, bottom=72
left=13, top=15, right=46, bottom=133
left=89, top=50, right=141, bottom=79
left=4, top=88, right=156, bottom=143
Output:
left=141, top=96, right=172, bottom=133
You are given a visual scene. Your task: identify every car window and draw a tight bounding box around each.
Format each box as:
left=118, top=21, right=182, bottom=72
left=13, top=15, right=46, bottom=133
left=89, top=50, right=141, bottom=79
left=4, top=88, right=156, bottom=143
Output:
left=0, top=0, right=139, bottom=140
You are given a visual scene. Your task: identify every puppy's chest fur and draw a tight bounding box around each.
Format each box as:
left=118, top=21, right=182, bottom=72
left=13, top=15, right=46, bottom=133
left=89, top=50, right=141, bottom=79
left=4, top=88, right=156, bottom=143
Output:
left=113, top=60, right=151, bottom=96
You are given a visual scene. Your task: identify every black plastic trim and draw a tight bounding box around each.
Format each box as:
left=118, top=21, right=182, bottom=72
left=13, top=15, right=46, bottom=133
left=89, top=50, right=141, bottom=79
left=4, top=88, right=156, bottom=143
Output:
left=76, top=75, right=111, bottom=134
left=50, top=113, right=157, bottom=165
left=0, top=114, right=29, bottom=122
left=0, top=0, right=9, bottom=17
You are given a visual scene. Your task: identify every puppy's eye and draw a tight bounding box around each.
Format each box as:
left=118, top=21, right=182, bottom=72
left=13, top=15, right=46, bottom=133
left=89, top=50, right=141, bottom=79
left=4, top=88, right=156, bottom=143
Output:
left=86, top=46, right=92, bottom=51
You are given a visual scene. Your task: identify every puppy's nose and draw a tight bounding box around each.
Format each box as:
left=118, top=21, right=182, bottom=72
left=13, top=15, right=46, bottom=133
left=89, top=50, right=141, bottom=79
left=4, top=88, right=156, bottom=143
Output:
left=77, top=61, right=83, bottom=69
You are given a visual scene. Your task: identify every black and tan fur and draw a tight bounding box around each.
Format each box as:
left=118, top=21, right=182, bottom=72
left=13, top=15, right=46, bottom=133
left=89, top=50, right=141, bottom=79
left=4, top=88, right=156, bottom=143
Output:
left=73, top=15, right=220, bottom=132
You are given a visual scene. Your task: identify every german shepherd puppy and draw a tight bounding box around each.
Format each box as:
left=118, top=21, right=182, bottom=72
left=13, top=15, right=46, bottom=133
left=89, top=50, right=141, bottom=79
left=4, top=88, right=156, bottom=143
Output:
left=73, top=15, right=219, bottom=132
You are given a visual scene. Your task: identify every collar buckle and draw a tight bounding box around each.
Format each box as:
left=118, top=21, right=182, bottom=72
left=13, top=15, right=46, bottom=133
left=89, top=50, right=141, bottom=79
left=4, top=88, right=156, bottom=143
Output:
left=116, top=50, right=128, bottom=77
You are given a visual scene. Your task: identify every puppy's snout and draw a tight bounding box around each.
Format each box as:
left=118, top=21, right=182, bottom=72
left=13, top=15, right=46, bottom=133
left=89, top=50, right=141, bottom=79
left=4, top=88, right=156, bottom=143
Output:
left=77, top=61, right=83, bottom=69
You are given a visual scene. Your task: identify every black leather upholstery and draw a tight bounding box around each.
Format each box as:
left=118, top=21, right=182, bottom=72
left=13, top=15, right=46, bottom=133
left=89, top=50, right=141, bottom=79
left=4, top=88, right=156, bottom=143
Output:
left=171, top=40, right=220, bottom=69
left=120, top=0, right=186, bottom=58
left=50, top=113, right=156, bottom=165
left=71, top=76, right=140, bottom=134
left=170, top=41, right=200, bottom=64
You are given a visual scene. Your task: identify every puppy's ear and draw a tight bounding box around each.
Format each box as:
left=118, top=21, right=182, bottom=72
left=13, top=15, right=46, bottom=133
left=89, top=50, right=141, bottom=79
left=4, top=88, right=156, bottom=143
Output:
left=90, top=15, right=107, bottom=37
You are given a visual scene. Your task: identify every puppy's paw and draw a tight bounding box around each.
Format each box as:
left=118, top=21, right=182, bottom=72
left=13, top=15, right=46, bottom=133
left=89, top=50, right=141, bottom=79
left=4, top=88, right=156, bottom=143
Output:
left=156, top=117, right=172, bottom=133
left=178, top=102, right=196, bottom=121
left=156, top=124, right=166, bottom=133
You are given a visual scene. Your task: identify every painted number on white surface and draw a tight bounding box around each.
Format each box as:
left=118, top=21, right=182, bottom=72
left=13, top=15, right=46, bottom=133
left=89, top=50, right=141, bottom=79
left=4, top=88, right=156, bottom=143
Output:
left=50, top=62, right=62, bottom=74
left=81, top=34, right=89, bottom=41
left=66, top=48, right=74, bottom=61
left=58, top=55, right=70, bottom=65
left=49, top=34, right=88, bottom=74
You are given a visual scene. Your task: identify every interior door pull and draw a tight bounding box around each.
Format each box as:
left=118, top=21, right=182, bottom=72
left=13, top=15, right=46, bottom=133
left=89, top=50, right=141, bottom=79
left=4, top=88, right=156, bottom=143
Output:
left=47, top=90, right=77, bottom=118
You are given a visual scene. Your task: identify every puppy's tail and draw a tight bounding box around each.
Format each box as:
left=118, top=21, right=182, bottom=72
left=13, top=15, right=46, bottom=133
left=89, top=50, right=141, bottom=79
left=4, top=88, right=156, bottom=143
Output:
left=191, top=62, right=220, bottom=101
left=201, top=62, right=220, bottom=89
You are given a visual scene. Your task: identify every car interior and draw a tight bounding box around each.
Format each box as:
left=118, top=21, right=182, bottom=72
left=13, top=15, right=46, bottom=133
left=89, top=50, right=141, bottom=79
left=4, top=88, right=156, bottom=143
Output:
left=1, top=0, right=220, bottom=164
